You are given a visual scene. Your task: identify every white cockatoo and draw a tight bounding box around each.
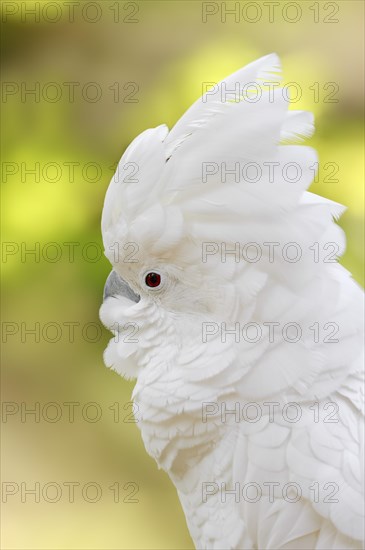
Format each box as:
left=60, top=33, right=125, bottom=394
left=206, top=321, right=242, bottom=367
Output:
left=100, top=54, right=364, bottom=549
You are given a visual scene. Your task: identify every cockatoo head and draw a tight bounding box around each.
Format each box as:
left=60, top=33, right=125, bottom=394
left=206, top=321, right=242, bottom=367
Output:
left=100, top=54, right=344, bottom=383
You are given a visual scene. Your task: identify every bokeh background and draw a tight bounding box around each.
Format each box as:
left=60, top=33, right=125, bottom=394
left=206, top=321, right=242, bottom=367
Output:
left=1, top=1, right=364, bottom=548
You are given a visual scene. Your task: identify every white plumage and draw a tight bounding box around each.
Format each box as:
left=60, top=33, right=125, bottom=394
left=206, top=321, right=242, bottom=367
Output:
left=100, top=54, right=364, bottom=549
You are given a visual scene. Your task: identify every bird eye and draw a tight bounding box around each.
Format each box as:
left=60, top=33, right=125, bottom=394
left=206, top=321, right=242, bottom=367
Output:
left=145, top=272, right=161, bottom=288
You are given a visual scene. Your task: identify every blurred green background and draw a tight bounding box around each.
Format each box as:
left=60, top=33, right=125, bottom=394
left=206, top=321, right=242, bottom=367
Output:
left=1, top=1, right=364, bottom=548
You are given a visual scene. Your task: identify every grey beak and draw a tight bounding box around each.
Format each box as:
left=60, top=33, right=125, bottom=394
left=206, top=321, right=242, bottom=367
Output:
left=103, top=270, right=140, bottom=303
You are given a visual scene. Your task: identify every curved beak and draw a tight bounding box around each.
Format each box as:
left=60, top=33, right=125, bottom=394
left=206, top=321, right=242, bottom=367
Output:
left=103, top=270, right=140, bottom=303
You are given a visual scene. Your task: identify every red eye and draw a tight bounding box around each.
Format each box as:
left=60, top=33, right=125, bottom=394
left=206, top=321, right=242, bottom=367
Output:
left=145, top=272, right=161, bottom=288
